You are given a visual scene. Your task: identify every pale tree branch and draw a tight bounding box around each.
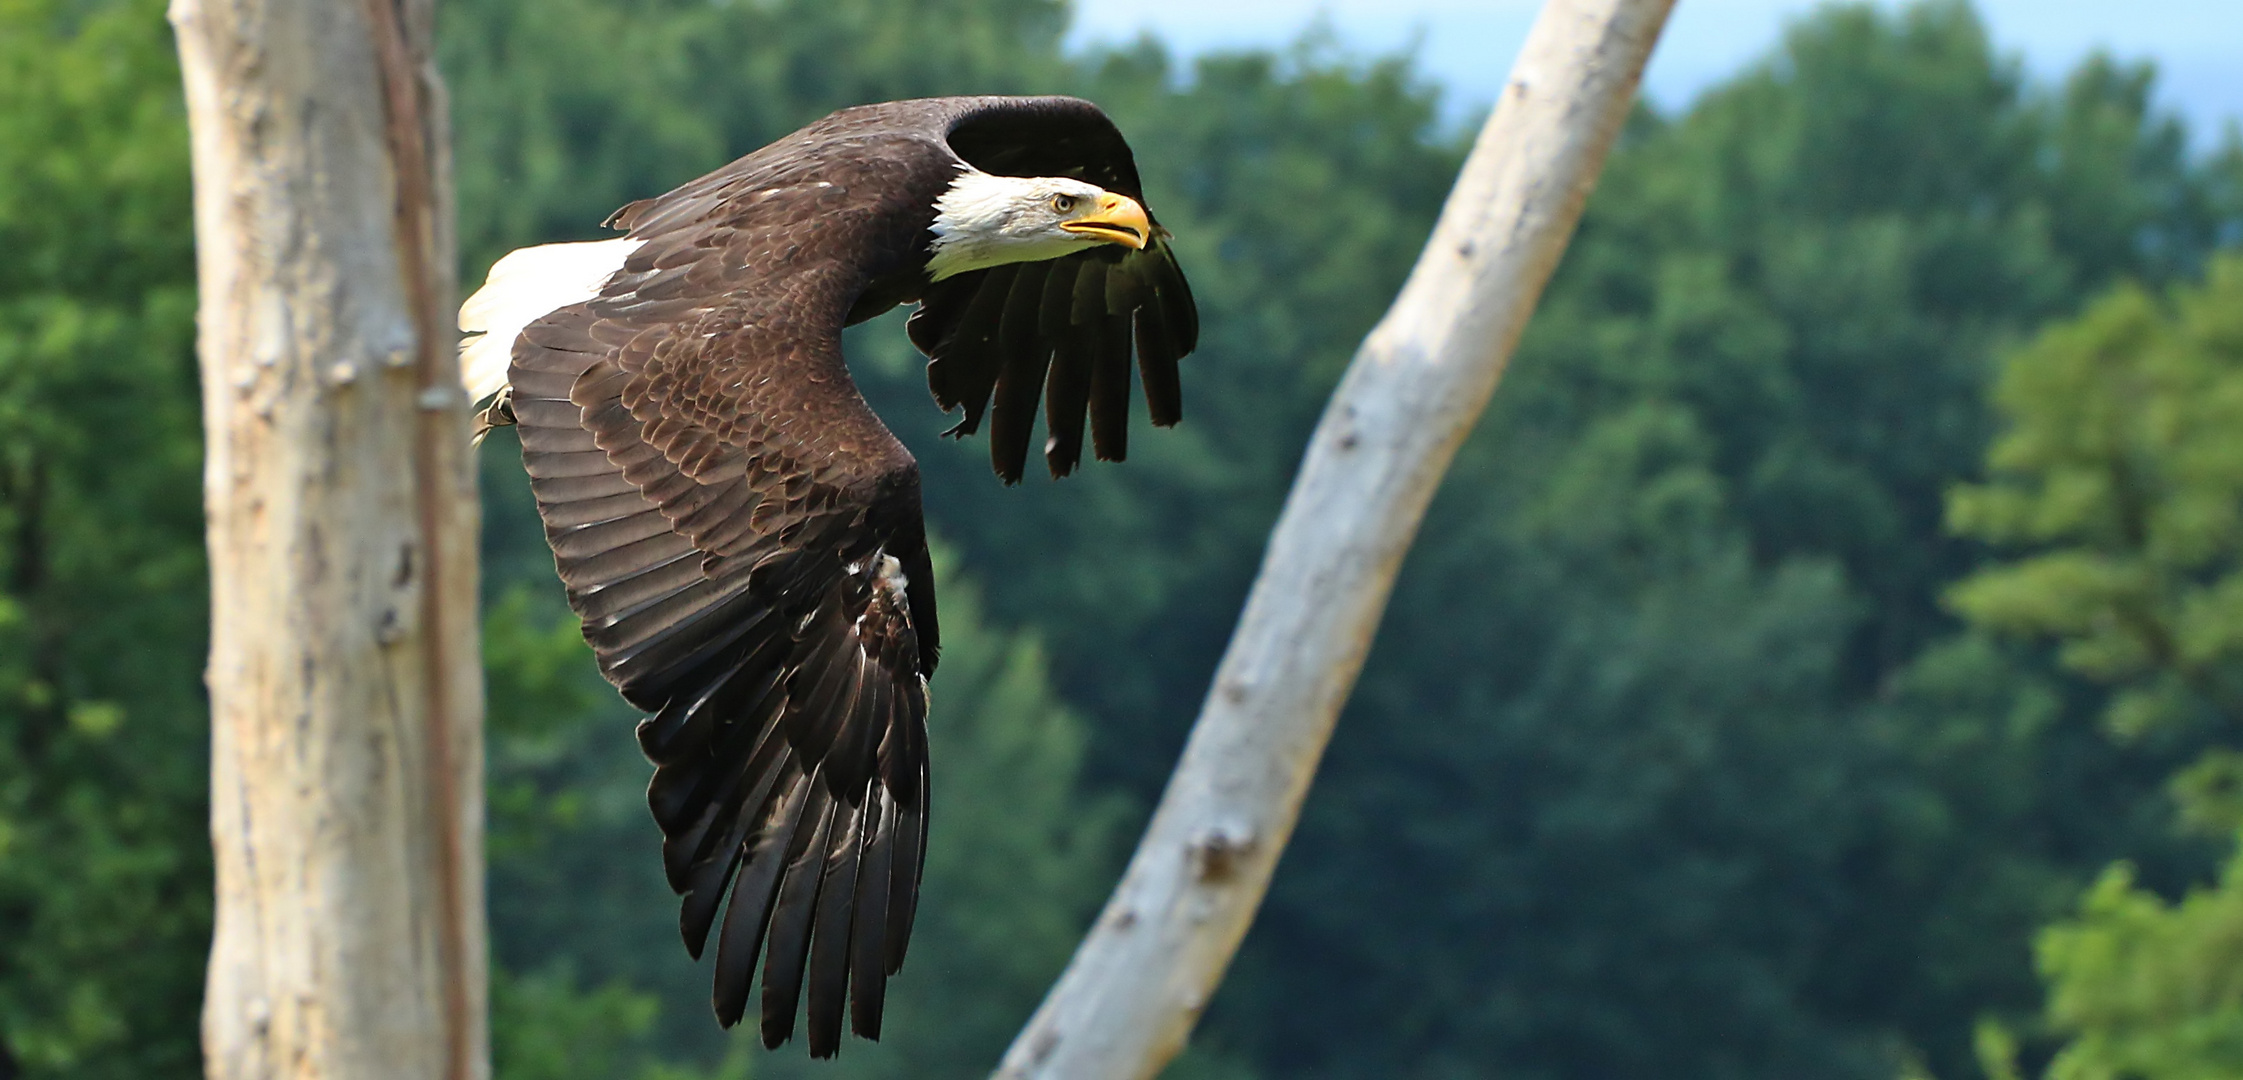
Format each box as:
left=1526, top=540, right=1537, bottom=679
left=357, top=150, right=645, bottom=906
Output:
left=995, top=2, right=1676, bottom=1076
left=171, top=0, right=486, bottom=1075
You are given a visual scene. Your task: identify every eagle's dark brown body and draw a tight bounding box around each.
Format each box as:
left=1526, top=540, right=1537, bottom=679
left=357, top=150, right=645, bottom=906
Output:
left=496, top=96, right=1194, bottom=1055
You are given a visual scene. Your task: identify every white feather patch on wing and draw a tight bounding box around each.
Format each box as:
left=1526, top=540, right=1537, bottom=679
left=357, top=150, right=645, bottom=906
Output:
left=458, top=237, right=644, bottom=403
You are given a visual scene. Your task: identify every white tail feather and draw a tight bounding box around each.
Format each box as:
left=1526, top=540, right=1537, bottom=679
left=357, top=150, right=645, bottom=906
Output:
left=458, top=237, right=644, bottom=403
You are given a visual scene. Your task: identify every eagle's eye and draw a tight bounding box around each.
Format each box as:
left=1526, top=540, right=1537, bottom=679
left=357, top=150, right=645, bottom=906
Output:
left=1050, top=193, right=1079, bottom=214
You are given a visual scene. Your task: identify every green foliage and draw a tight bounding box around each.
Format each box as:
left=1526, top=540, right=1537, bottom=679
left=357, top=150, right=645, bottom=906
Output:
left=1945, top=255, right=2243, bottom=1080
left=0, top=0, right=206, bottom=1074
left=491, top=965, right=755, bottom=1080
left=1949, top=255, right=2243, bottom=741
left=2032, top=853, right=2243, bottom=1080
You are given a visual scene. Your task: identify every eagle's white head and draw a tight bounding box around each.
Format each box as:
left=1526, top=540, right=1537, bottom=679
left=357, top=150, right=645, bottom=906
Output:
left=925, top=171, right=1151, bottom=281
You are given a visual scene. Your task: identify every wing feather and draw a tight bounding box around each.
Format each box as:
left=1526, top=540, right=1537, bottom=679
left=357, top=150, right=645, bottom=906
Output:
left=1068, top=256, right=1109, bottom=325
left=758, top=784, right=835, bottom=1046
left=885, top=770, right=926, bottom=972
left=510, top=394, right=590, bottom=431
left=530, top=468, right=639, bottom=502
left=927, top=263, right=1017, bottom=434
left=847, top=787, right=898, bottom=1037
left=710, top=767, right=810, bottom=1022
left=1089, top=309, right=1135, bottom=461
left=573, top=561, right=709, bottom=627
left=523, top=447, right=616, bottom=479
left=546, top=509, right=675, bottom=559
left=670, top=695, right=795, bottom=951
left=1043, top=318, right=1095, bottom=477
left=1136, top=302, right=1185, bottom=428
left=806, top=799, right=866, bottom=1057
left=989, top=262, right=1055, bottom=483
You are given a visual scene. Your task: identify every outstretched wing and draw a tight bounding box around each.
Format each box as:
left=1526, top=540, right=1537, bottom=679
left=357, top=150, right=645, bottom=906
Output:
left=904, top=97, right=1200, bottom=482
left=508, top=145, right=941, bottom=1056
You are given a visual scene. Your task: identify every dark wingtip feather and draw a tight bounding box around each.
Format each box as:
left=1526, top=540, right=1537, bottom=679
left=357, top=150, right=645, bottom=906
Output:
left=849, top=792, right=897, bottom=1039
left=884, top=697, right=928, bottom=974
left=907, top=274, right=974, bottom=358
left=1156, top=240, right=1199, bottom=355
left=657, top=668, right=792, bottom=901
left=1043, top=436, right=1078, bottom=480
left=925, top=265, right=1018, bottom=437
left=678, top=820, right=743, bottom=958
left=674, top=712, right=795, bottom=957
left=805, top=800, right=866, bottom=1057
left=1042, top=263, right=1095, bottom=478
left=710, top=770, right=808, bottom=1025
left=760, top=789, right=836, bottom=1049
left=887, top=801, right=926, bottom=975
left=1087, top=311, right=1134, bottom=463
left=988, top=264, right=1053, bottom=484
left=1135, top=303, right=1183, bottom=429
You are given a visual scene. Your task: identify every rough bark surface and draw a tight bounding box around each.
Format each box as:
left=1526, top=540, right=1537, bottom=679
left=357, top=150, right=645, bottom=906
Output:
left=171, top=0, right=487, bottom=1076
left=994, top=2, right=1677, bottom=1077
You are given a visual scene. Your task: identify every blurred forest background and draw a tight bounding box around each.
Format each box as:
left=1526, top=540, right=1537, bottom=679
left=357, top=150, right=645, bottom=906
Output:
left=4, top=0, right=2243, bottom=1077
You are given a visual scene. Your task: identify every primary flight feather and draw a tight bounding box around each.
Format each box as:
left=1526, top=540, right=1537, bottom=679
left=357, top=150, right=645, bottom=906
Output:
left=457, top=95, right=1196, bottom=1058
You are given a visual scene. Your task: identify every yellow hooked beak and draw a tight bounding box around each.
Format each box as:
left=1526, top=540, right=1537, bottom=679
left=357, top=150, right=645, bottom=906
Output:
left=1060, top=193, right=1151, bottom=250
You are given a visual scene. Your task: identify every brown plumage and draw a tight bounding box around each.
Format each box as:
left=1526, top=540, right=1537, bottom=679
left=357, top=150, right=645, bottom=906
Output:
left=481, top=95, right=1195, bottom=1056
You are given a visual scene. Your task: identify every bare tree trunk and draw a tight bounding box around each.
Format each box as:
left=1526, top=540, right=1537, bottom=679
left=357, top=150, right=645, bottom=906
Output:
left=171, top=0, right=486, bottom=1076
left=996, top=2, right=1674, bottom=1076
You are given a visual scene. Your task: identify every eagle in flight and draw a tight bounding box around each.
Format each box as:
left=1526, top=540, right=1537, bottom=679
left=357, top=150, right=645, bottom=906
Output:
left=457, top=96, right=1196, bottom=1057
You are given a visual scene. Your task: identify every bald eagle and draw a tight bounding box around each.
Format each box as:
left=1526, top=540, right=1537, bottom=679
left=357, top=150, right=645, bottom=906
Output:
left=458, top=96, right=1196, bottom=1056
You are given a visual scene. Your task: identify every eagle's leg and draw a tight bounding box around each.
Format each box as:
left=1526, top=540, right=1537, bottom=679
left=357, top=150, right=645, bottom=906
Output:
left=471, top=385, right=516, bottom=446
